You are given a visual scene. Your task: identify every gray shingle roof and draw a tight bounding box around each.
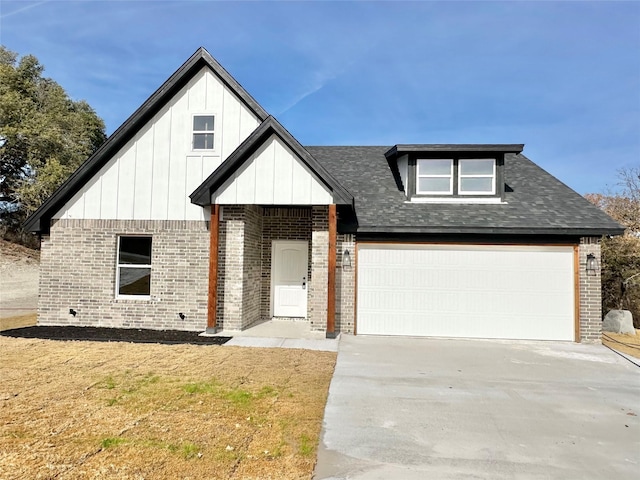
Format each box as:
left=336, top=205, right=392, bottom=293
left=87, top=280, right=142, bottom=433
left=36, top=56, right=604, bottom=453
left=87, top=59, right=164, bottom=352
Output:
left=305, top=146, right=624, bottom=236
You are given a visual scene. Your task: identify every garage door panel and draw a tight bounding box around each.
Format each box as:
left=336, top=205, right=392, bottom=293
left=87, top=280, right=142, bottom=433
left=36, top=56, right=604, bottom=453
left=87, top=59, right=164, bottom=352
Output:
left=357, top=244, right=575, bottom=341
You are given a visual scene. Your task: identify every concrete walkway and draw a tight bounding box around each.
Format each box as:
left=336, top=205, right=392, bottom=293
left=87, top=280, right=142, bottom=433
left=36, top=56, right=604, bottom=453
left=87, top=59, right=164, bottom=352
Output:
left=206, top=319, right=339, bottom=352
left=315, top=335, right=640, bottom=479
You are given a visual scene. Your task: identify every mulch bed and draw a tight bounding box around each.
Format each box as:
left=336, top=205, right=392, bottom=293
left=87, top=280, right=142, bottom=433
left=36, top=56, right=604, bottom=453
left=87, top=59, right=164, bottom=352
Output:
left=0, top=326, right=231, bottom=345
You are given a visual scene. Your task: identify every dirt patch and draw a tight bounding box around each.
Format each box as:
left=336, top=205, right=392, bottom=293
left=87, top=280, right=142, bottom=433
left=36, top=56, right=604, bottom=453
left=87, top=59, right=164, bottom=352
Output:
left=1, top=325, right=231, bottom=345
left=0, top=337, right=336, bottom=479
left=602, top=330, right=640, bottom=360
left=0, top=313, right=37, bottom=331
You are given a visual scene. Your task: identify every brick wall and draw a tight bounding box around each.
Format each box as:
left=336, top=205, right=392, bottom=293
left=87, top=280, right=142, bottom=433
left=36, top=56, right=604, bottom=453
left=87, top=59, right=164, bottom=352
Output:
left=309, top=206, right=328, bottom=331
left=242, top=205, right=263, bottom=328
left=579, top=237, right=603, bottom=343
left=336, top=234, right=356, bottom=334
left=39, top=206, right=354, bottom=335
left=217, top=206, right=244, bottom=330
left=39, top=219, right=209, bottom=331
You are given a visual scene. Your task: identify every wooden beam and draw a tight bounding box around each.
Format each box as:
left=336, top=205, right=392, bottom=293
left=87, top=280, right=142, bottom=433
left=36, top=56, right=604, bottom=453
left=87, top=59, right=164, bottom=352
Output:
left=327, top=204, right=337, bottom=338
left=208, top=205, right=220, bottom=330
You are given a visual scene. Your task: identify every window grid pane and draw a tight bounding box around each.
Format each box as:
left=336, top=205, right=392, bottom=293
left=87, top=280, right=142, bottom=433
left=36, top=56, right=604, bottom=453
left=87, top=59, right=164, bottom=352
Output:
left=118, top=268, right=151, bottom=296
left=193, top=115, right=214, bottom=131
left=418, top=177, right=452, bottom=193
left=193, top=133, right=214, bottom=150
left=459, top=159, right=494, bottom=175
left=460, top=177, right=494, bottom=193
left=418, top=159, right=452, bottom=176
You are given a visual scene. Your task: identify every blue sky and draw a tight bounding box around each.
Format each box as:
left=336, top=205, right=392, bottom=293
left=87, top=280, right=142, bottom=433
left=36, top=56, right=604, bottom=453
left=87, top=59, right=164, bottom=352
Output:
left=1, top=0, right=639, bottom=195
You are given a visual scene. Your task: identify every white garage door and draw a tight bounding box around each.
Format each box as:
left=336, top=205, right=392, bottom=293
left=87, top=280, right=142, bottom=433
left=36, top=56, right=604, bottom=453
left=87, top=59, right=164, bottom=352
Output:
left=357, top=244, right=575, bottom=341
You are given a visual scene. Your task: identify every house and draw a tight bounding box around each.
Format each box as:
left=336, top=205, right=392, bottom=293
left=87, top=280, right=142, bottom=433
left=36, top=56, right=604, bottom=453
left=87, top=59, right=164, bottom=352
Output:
left=25, top=47, right=623, bottom=342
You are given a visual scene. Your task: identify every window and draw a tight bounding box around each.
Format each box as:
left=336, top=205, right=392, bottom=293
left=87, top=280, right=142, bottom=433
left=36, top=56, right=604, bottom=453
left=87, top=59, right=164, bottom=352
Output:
left=459, top=159, right=495, bottom=195
left=117, top=236, right=152, bottom=297
left=192, top=115, right=214, bottom=150
left=417, top=159, right=453, bottom=194
left=415, top=158, right=496, bottom=196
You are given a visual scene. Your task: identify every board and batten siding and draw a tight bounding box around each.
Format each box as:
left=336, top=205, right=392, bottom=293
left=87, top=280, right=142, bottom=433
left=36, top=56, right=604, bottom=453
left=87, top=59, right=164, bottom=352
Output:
left=54, top=67, right=260, bottom=221
left=212, top=134, right=333, bottom=205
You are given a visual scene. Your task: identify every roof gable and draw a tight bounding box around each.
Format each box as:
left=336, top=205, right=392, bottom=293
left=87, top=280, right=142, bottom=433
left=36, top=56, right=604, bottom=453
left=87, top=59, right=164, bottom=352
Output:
left=190, top=116, right=354, bottom=206
left=24, top=47, right=269, bottom=232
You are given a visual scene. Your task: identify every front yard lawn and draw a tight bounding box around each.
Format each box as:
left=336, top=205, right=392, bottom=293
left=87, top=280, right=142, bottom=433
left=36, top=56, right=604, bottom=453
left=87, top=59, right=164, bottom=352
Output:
left=0, top=337, right=336, bottom=479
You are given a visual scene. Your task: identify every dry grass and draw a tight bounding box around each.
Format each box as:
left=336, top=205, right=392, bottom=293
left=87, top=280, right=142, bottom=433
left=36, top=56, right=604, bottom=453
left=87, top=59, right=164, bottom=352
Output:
left=0, top=337, right=336, bottom=479
left=0, top=313, right=37, bottom=332
left=602, top=329, right=640, bottom=360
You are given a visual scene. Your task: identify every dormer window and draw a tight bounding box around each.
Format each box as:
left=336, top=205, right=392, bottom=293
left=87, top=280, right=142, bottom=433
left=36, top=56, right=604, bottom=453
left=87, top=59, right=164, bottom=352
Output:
left=385, top=144, right=522, bottom=204
left=192, top=115, right=215, bottom=150
left=416, top=158, right=496, bottom=196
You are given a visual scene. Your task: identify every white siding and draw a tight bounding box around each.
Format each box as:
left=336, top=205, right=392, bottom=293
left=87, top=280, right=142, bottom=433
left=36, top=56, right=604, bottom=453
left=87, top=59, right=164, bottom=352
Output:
left=212, top=134, right=333, bottom=205
left=397, top=154, right=408, bottom=194
left=357, top=244, right=575, bottom=341
left=54, top=67, right=260, bottom=221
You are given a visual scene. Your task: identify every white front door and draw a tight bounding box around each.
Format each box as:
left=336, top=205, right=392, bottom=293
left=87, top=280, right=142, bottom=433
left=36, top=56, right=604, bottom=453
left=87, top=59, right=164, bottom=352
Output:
left=271, top=240, right=308, bottom=317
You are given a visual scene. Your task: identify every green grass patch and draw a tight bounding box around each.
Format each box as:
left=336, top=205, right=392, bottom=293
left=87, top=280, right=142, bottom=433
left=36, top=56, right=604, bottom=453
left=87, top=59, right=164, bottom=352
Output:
left=182, top=380, right=219, bottom=394
left=168, top=441, right=201, bottom=460
left=181, top=380, right=278, bottom=410
left=223, top=388, right=253, bottom=407
left=100, top=437, right=128, bottom=449
left=298, top=434, right=314, bottom=457
left=100, top=437, right=201, bottom=460
left=257, top=385, right=278, bottom=398
left=100, top=376, right=116, bottom=390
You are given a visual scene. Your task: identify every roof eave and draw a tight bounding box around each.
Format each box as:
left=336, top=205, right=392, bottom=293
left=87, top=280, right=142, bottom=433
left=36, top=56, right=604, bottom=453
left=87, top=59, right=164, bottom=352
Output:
left=384, top=144, right=525, bottom=161
left=355, top=226, right=625, bottom=236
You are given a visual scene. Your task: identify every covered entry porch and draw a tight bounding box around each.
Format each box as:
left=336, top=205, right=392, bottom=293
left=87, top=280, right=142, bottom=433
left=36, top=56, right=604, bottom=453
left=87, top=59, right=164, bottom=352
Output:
left=188, top=116, right=354, bottom=338
left=205, top=204, right=339, bottom=337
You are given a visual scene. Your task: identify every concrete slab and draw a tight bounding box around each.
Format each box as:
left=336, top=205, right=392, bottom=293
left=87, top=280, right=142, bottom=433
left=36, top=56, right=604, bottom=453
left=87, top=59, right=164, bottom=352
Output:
left=315, top=335, right=640, bottom=480
left=224, top=336, right=338, bottom=352
left=202, top=318, right=338, bottom=351
left=205, top=318, right=327, bottom=339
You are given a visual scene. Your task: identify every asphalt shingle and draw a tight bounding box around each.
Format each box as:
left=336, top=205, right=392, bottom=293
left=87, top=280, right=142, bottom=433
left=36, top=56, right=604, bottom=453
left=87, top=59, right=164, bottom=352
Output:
left=306, top=146, right=623, bottom=235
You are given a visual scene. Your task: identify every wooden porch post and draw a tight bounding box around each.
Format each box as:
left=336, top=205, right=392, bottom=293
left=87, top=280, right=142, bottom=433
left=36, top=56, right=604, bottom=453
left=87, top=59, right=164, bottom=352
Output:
left=327, top=204, right=337, bottom=338
left=208, top=205, right=220, bottom=331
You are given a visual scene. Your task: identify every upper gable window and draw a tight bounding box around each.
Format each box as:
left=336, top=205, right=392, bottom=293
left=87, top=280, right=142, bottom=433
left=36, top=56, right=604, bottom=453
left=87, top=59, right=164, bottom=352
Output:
left=415, top=158, right=496, bottom=196
left=192, top=115, right=215, bottom=150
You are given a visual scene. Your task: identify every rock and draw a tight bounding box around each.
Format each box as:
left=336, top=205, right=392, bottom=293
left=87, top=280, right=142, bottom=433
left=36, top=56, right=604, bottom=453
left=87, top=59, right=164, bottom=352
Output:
left=603, top=310, right=636, bottom=335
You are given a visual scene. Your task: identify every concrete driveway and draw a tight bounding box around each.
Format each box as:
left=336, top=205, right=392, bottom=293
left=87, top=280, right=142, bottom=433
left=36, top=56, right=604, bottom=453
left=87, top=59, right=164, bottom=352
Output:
left=315, top=335, right=640, bottom=479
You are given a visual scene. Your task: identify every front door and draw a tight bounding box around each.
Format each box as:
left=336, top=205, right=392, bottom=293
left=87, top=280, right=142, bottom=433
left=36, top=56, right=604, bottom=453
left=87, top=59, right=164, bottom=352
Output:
left=271, top=240, right=308, bottom=317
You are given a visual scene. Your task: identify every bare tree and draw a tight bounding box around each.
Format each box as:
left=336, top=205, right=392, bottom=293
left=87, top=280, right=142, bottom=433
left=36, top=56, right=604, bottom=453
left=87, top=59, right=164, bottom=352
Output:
left=586, top=166, right=640, bottom=327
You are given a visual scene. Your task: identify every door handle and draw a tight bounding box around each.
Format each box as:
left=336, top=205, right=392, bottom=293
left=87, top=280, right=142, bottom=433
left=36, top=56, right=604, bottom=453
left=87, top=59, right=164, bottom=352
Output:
left=302, top=277, right=306, bottom=290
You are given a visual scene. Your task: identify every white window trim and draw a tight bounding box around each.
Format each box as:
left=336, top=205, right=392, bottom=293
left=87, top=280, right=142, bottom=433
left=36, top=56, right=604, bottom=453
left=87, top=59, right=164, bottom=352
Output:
left=191, top=113, right=216, bottom=152
left=116, top=236, right=152, bottom=300
left=458, top=159, right=496, bottom=196
left=416, top=159, right=453, bottom=195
